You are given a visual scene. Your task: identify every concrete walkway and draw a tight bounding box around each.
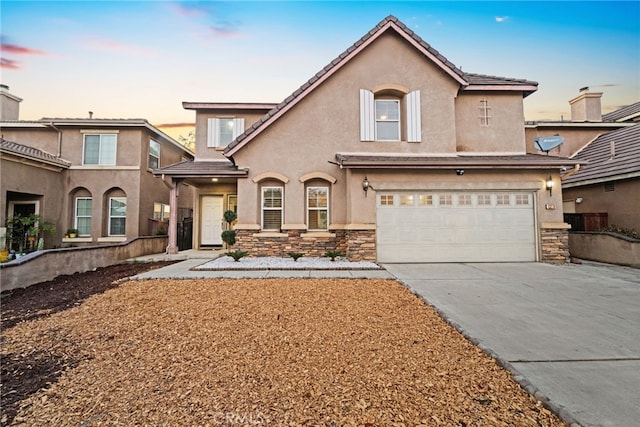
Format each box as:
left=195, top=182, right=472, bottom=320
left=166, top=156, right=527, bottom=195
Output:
left=383, top=262, right=640, bottom=427
left=128, top=250, right=394, bottom=279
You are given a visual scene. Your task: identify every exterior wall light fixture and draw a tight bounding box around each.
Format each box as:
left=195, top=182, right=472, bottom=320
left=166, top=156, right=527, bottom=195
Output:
left=363, top=176, right=370, bottom=196
left=546, top=176, right=554, bottom=196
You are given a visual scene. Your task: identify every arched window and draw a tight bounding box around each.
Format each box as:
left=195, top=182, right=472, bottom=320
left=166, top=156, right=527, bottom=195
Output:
left=71, top=188, right=92, bottom=236
left=104, top=188, right=127, bottom=236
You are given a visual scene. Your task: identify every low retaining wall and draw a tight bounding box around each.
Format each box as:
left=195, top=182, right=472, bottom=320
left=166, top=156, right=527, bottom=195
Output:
left=569, top=232, right=640, bottom=267
left=0, top=236, right=168, bottom=292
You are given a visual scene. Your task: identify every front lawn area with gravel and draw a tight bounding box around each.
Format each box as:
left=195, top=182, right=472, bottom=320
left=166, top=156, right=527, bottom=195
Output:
left=1, top=270, right=564, bottom=426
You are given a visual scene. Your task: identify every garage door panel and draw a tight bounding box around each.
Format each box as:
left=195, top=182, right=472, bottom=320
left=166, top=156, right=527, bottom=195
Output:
left=377, top=191, right=536, bottom=263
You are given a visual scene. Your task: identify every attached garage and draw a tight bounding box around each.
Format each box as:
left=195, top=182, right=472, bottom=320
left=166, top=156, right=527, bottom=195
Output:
left=377, top=191, right=537, bottom=262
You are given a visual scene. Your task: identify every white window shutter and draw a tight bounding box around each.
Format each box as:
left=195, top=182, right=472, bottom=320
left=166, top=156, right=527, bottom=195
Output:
left=207, top=118, right=220, bottom=147
left=406, top=90, right=422, bottom=142
left=233, top=118, right=245, bottom=139
left=360, top=89, right=374, bottom=141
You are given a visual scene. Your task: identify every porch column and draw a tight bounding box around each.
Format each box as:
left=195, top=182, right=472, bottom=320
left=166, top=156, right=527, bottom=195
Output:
left=166, top=178, right=180, bottom=255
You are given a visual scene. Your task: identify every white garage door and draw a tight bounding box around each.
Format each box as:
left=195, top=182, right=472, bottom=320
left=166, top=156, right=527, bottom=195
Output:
left=377, top=191, right=536, bottom=263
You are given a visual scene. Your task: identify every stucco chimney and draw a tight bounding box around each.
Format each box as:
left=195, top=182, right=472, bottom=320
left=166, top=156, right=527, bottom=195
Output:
left=569, top=87, right=602, bottom=122
left=0, top=84, right=23, bottom=121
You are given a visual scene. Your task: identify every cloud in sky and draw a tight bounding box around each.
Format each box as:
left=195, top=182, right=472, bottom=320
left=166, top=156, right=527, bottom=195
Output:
left=83, top=37, right=156, bottom=57
left=495, top=16, right=509, bottom=23
left=1, top=57, right=20, bottom=70
left=0, top=38, right=48, bottom=69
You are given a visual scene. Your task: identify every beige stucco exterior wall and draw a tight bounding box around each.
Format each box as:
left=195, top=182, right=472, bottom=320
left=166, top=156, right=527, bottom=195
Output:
left=456, top=93, right=527, bottom=153
left=194, top=110, right=268, bottom=161
left=3, top=125, right=194, bottom=247
left=563, top=178, right=640, bottom=231
left=524, top=126, right=621, bottom=158
left=1, top=128, right=60, bottom=155
left=233, top=32, right=466, bottom=227
left=1, top=157, right=67, bottom=248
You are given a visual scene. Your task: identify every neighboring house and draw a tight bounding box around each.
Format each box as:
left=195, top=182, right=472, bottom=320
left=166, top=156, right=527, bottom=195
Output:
left=1, top=86, right=195, bottom=251
left=156, top=15, right=580, bottom=263
left=525, top=89, right=638, bottom=158
left=562, top=123, right=640, bottom=231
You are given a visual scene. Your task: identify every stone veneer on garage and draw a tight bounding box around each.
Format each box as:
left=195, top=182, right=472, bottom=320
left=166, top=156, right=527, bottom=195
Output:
left=235, top=229, right=569, bottom=264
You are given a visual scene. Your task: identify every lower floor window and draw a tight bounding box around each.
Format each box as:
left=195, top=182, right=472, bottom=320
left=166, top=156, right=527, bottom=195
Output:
left=75, top=197, right=92, bottom=235
left=262, top=187, right=283, bottom=230
left=109, top=197, right=127, bottom=235
left=153, top=202, right=170, bottom=221
left=307, top=186, right=328, bottom=230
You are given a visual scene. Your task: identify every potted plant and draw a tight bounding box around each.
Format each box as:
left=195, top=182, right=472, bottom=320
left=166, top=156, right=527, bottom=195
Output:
left=5, top=214, right=56, bottom=253
left=66, top=228, right=79, bottom=238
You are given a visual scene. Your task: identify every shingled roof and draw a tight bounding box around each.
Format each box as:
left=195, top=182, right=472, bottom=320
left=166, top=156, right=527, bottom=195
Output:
left=224, top=15, right=538, bottom=157
left=0, top=138, right=70, bottom=168
left=602, top=101, right=640, bottom=123
left=563, top=124, right=640, bottom=187
left=153, top=160, right=248, bottom=178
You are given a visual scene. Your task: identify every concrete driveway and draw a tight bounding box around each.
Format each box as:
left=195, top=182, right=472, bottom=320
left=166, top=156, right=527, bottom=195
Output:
left=383, top=262, right=640, bottom=427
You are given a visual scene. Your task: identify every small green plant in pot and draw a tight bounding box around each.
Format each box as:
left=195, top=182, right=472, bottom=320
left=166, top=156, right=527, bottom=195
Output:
left=66, top=228, right=79, bottom=238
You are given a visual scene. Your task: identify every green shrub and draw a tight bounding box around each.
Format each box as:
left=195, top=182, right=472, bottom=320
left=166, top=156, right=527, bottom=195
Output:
left=324, top=250, right=344, bottom=261
left=221, top=230, right=236, bottom=246
left=596, top=225, right=639, bottom=240
left=226, top=250, right=248, bottom=261
left=288, top=252, right=304, bottom=261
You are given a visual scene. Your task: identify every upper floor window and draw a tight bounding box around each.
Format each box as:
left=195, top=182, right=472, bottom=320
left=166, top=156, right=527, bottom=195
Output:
left=307, top=186, right=329, bottom=230
left=262, top=186, right=283, bottom=231
left=83, top=134, right=116, bottom=165
left=149, top=140, right=160, bottom=169
left=478, top=98, right=491, bottom=126
left=360, top=89, right=421, bottom=142
left=375, top=99, right=400, bottom=141
left=208, top=118, right=245, bottom=148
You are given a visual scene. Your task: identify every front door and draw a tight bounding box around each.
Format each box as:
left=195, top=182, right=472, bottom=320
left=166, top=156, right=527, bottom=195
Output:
left=201, top=196, right=224, bottom=246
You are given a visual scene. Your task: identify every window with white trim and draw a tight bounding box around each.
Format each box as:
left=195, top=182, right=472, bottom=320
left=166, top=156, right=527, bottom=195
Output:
left=83, top=134, right=116, bottom=165
left=375, top=99, right=400, bottom=141
left=458, top=194, right=472, bottom=206
left=307, top=186, right=328, bottom=230
left=75, top=197, right=92, bottom=236
left=207, top=118, right=245, bottom=147
left=379, top=194, right=394, bottom=206
left=439, top=194, right=453, bottom=206
left=419, top=194, right=433, bottom=206
left=478, top=98, right=491, bottom=126
left=400, top=194, right=414, bottom=206
left=109, top=197, right=127, bottom=235
left=153, top=202, right=170, bottom=221
left=477, top=194, right=491, bottom=206
left=360, top=89, right=421, bottom=142
left=496, top=194, right=510, bottom=205
left=149, top=140, right=160, bottom=169
left=262, top=187, right=283, bottom=230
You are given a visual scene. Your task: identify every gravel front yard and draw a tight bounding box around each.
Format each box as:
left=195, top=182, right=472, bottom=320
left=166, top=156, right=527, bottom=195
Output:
left=1, top=269, right=564, bottom=426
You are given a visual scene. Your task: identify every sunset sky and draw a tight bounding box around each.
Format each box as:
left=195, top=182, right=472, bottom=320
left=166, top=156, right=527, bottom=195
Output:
left=2, top=1, right=639, bottom=140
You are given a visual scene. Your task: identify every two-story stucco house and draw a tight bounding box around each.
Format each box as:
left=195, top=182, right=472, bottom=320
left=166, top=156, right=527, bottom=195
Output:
left=156, top=15, right=579, bottom=263
left=1, top=85, right=195, bottom=250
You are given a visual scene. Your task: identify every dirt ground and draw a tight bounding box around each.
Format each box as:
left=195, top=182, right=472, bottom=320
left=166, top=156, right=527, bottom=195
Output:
left=1, top=262, right=565, bottom=426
